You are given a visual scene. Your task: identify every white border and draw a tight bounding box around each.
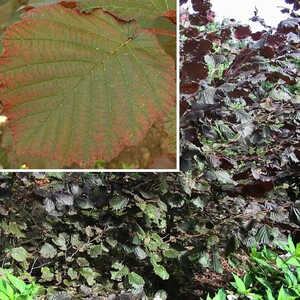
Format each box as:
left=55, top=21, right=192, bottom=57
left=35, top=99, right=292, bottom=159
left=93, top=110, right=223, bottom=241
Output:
left=2, top=1, right=180, bottom=173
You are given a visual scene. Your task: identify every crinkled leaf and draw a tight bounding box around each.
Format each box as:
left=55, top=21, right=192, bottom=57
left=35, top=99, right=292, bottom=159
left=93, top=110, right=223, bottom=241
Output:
left=88, top=244, right=102, bottom=258
left=41, top=267, right=54, bottom=281
left=214, top=170, right=237, bottom=185
left=110, top=196, right=129, bottom=210
left=67, top=268, right=78, bottom=280
left=77, top=257, right=90, bottom=267
left=134, top=246, right=147, bottom=260
left=128, top=272, right=145, bottom=288
left=0, top=4, right=175, bottom=168
left=152, top=263, right=169, bottom=280
left=10, top=247, right=29, bottom=262
left=7, top=222, right=25, bottom=238
left=40, top=243, right=57, bottom=259
left=79, top=267, right=99, bottom=286
left=52, top=233, right=67, bottom=250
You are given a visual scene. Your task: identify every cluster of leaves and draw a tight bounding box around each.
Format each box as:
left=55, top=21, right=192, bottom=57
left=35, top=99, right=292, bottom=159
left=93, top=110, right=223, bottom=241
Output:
left=0, top=0, right=176, bottom=169
left=0, top=171, right=299, bottom=299
left=0, top=271, right=39, bottom=300
left=206, top=236, right=300, bottom=300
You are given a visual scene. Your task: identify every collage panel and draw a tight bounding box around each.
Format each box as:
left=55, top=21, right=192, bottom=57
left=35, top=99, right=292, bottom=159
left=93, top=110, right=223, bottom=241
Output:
left=0, top=0, right=177, bottom=170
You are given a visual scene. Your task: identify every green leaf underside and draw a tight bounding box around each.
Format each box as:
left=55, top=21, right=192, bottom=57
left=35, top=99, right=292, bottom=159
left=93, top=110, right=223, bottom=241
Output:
left=0, top=4, right=175, bottom=168
left=78, top=0, right=175, bottom=19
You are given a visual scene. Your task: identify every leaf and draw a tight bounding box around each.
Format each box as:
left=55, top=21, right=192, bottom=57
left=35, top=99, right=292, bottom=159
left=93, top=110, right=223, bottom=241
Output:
left=134, top=246, right=147, bottom=260
left=0, top=280, right=14, bottom=300
left=67, top=268, right=78, bottom=280
left=10, top=247, right=29, bottom=262
left=7, top=222, right=25, bottom=238
left=232, top=273, right=247, bottom=294
left=78, top=0, right=176, bottom=19
left=40, top=243, right=57, bottom=259
left=79, top=267, right=99, bottom=286
left=6, top=273, right=26, bottom=293
left=287, top=235, right=296, bottom=254
left=88, top=244, right=102, bottom=258
left=41, top=267, right=54, bottom=281
left=152, top=263, right=169, bottom=280
left=163, top=103, right=176, bottom=155
left=0, top=4, right=175, bottom=168
left=0, top=0, right=21, bottom=34
left=0, top=291, right=10, bottom=300
left=256, top=225, right=271, bottom=244
left=52, top=233, right=67, bottom=250
left=76, top=257, right=90, bottom=267
left=128, top=272, right=145, bottom=289
left=110, top=262, right=129, bottom=281
left=110, top=195, right=129, bottom=210
left=214, top=170, right=237, bottom=185
left=154, top=290, right=168, bottom=300
left=149, top=16, right=176, bottom=60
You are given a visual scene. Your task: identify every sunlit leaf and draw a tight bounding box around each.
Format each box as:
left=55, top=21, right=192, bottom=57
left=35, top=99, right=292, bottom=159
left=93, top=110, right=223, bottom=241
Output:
left=40, top=243, right=57, bottom=259
left=10, top=247, right=29, bottom=262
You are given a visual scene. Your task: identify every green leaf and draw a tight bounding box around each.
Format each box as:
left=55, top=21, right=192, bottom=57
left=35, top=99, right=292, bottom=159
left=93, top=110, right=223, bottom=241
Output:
left=41, top=267, right=54, bottom=282
left=0, top=278, right=14, bottom=299
left=163, top=248, right=180, bottom=259
left=79, top=268, right=99, bottom=286
left=152, top=263, right=169, bottom=280
left=6, top=274, right=26, bottom=294
left=111, top=261, right=129, bottom=280
left=128, top=272, right=145, bottom=289
left=0, top=291, right=10, bottom=300
left=214, top=170, right=237, bottom=185
left=286, top=256, right=300, bottom=267
left=153, top=290, right=167, bottom=300
left=199, top=252, right=210, bottom=267
left=67, top=268, right=78, bottom=280
left=277, top=286, right=297, bottom=300
left=232, top=273, right=247, bottom=294
left=134, top=246, right=147, bottom=260
left=40, top=243, right=57, bottom=259
left=76, top=257, right=90, bottom=267
left=7, top=222, right=25, bottom=239
left=251, top=256, right=274, bottom=269
left=266, top=288, right=275, bottom=300
left=51, top=233, right=67, bottom=250
left=0, top=4, right=175, bottom=168
left=213, top=289, right=227, bottom=300
left=255, top=276, right=272, bottom=290
left=10, top=247, right=29, bottom=262
left=78, top=0, right=175, bottom=19
left=88, top=244, right=102, bottom=258
left=295, top=243, right=300, bottom=258
left=287, top=235, right=296, bottom=254
left=110, top=196, right=129, bottom=210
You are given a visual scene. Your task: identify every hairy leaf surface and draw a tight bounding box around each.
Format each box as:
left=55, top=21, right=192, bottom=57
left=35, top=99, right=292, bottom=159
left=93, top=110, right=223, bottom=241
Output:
left=0, top=4, right=175, bottom=168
